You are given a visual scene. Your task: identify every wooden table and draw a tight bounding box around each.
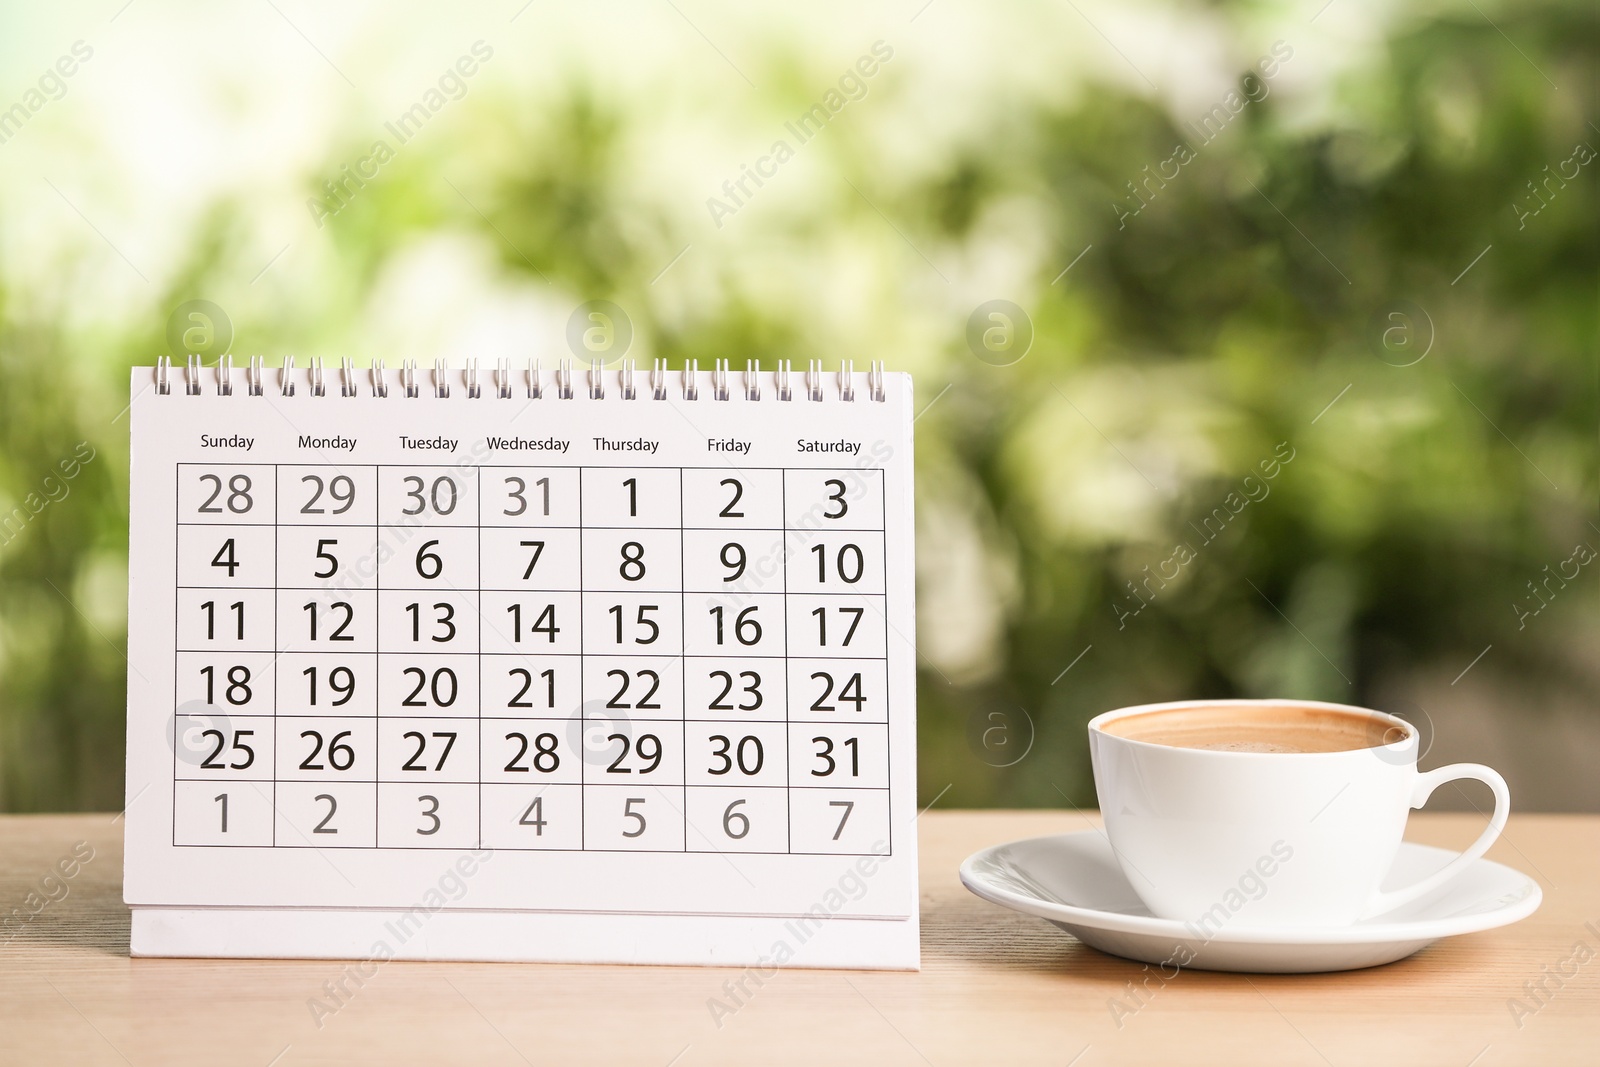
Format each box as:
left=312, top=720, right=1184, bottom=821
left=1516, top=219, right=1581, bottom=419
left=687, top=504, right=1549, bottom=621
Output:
left=1, top=812, right=1593, bottom=1065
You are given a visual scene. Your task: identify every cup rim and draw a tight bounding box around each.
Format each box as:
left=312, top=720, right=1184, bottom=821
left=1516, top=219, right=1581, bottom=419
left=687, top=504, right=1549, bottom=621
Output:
left=1087, top=698, right=1416, bottom=757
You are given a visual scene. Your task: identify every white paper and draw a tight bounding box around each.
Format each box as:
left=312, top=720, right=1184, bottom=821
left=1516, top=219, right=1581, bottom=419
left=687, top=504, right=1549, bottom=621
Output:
left=125, top=363, right=918, bottom=967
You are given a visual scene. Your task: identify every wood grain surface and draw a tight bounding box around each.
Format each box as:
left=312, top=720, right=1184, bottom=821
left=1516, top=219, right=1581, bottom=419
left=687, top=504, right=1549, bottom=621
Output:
left=0, top=811, right=1593, bottom=1065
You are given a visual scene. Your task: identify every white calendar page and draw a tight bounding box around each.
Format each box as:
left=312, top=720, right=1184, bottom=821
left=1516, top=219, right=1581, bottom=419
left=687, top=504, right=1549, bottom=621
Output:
left=124, top=363, right=918, bottom=956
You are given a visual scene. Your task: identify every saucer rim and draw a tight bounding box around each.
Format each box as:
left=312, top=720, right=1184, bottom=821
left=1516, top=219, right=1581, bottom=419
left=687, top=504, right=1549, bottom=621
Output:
left=959, top=831, right=1542, bottom=946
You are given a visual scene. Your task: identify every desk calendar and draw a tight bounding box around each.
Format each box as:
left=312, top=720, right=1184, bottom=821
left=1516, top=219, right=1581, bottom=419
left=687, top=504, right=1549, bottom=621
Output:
left=124, top=358, right=919, bottom=969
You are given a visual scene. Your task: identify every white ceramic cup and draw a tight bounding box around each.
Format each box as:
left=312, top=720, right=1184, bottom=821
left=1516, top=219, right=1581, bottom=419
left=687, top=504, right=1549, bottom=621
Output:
left=1087, top=699, right=1510, bottom=930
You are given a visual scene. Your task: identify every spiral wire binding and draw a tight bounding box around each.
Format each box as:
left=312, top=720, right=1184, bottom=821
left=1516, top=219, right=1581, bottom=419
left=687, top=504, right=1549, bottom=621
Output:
left=152, top=356, right=891, bottom=402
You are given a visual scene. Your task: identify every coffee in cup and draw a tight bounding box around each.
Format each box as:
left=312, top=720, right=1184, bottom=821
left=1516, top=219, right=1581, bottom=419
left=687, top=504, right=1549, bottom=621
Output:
left=1096, top=702, right=1407, bottom=754
left=1088, top=699, right=1509, bottom=929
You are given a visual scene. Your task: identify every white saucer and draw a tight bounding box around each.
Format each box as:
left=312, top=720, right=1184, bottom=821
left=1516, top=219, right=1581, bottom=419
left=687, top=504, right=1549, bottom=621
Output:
left=960, top=830, right=1541, bottom=973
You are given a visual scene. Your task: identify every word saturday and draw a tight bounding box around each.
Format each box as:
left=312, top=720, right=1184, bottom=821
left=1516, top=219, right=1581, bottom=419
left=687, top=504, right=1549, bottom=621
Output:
left=797, top=439, right=861, bottom=455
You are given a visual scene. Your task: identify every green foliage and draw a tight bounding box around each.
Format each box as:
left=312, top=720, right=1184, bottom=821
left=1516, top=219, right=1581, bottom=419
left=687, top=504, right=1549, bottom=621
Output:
left=0, top=1, right=1591, bottom=811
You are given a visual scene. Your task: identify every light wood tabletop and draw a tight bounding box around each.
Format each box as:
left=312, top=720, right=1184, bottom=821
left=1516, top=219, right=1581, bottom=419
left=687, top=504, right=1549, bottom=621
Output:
left=1, top=811, right=1593, bottom=1065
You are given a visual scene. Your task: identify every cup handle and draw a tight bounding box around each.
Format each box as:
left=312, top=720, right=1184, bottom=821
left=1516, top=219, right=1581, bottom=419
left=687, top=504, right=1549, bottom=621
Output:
left=1358, top=763, right=1510, bottom=920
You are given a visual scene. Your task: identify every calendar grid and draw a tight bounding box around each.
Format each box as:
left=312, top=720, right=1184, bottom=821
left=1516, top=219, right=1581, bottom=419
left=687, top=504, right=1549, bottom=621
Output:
left=576, top=464, right=586, bottom=852
left=368, top=463, right=378, bottom=850
left=678, top=469, right=687, bottom=851
left=171, top=462, right=178, bottom=851
left=476, top=466, right=483, bottom=854
left=881, top=471, right=892, bottom=859
left=781, top=467, right=791, bottom=856
left=271, top=471, right=280, bottom=848
left=173, top=463, right=891, bottom=857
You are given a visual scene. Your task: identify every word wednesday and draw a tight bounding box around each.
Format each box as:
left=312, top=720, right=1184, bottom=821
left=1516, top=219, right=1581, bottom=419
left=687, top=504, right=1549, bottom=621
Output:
left=485, top=436, right=570, bottom=452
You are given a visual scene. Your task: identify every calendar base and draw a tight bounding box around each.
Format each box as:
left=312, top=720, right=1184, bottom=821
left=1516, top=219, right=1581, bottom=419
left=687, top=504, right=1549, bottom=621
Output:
left=129, top=906, right=920, bottom=970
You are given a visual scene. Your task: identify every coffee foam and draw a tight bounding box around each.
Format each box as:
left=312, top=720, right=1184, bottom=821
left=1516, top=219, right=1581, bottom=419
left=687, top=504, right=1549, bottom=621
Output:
left=1196, top=740, right=1310, bottom=753
left=1099, top=704, right=1407, bottom=754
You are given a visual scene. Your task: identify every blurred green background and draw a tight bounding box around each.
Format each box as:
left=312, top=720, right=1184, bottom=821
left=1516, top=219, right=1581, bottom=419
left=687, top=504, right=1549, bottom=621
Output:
left=0, top=0, right=1593, bottom=813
